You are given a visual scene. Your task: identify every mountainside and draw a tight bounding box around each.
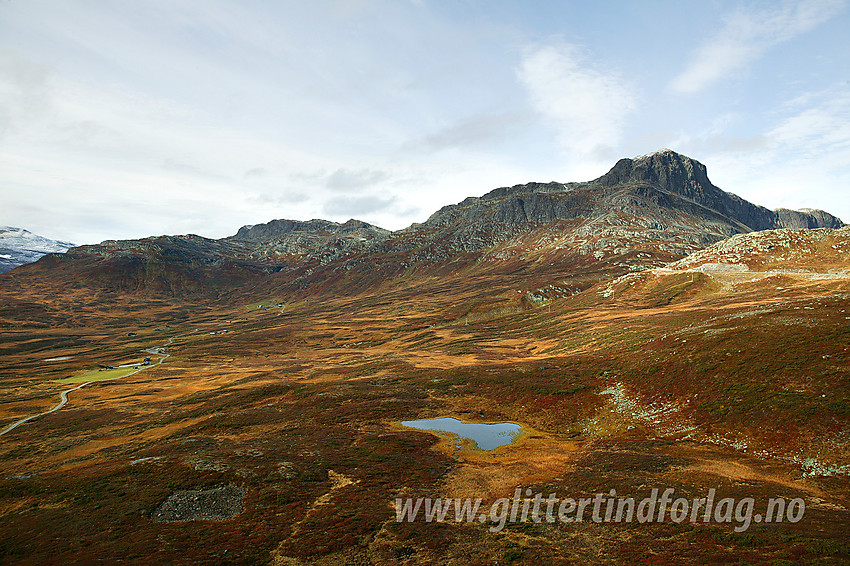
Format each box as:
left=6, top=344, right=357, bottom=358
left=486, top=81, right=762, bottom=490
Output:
left=244, top=149, right=843, bottom=267
left=384, top=148, right=839, bottom=252
left=2, top=150, right=843, bottom=298
left=49, top=235, right=273, bottom=297
left=0, top=227, right=75, bottom=274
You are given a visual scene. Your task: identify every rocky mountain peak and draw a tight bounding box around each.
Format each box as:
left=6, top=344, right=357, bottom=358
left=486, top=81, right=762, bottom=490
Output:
left=594, top=149, right=842, bottom=232
left=596, top=148, right=716, bottom=202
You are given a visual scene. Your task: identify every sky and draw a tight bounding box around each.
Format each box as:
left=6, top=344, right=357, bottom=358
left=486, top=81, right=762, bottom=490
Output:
left=1, top=0, right=849, bottom=245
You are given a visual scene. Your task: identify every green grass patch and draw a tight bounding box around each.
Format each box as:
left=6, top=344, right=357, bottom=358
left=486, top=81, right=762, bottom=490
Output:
left=56, top=367, right=137, bottom=384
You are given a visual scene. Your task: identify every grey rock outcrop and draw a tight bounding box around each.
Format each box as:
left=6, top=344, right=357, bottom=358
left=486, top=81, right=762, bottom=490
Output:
left=231, top=218, right=389, bottom=243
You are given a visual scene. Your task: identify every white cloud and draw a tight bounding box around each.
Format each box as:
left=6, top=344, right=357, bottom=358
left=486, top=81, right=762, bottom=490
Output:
left=2, top=2, right=847, bottom=244
left=413, top=111, right=533, bottom=152
left=325, top=168, right=391, bottom=192
left=693, top=88, right=850, bottom=222
left=770, top=92, right=850, bottom=151
left=323, top=195, right=396, bottom=217
left=670, top=0, right=846, bottom=94
left=0, top=50, right=52, bottom=140
left=516, top=41, right=636, bottom=158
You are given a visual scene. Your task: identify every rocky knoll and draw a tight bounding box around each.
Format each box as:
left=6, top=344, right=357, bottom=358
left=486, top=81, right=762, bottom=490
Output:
left=228, top=218, right=390, bottom=264
left=668, top=225, right=850, bottom=272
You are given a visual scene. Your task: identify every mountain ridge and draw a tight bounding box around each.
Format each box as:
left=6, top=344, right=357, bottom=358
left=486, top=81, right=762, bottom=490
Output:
left=223, top=149, right=841, bottom=251
left=221, top=149, right=842, bottom=246
left=3, top=150, right=844, bottom=296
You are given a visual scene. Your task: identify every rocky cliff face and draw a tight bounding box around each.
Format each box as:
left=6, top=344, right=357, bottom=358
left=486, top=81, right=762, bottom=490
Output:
left=774, top=208, right=844, bottom=229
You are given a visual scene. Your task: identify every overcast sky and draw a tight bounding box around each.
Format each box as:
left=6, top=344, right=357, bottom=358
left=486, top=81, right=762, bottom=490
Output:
left=2, top=0, right=849, bottom=244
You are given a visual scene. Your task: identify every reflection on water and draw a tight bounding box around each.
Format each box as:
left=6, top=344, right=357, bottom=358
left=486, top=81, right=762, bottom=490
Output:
left=401, top=417, right=522, bottom=451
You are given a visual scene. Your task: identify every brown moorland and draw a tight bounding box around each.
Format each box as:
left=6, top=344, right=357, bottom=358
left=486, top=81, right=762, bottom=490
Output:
left=0, top=225, right=847, bottom=565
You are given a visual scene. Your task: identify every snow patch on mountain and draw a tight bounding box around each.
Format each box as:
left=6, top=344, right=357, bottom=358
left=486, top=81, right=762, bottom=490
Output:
left=0, top=227, right=75, bottom=273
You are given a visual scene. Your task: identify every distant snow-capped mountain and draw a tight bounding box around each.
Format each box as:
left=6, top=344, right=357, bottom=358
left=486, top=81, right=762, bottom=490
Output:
left=0, top=227, right=75, bottom=273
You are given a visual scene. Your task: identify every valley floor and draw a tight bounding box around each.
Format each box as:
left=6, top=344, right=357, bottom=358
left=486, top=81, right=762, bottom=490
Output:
left=0, top=263, right=848, bottom=565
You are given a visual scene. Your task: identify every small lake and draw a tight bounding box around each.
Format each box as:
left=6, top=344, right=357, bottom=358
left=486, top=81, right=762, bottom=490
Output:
left=401, top=417, right=522, bottom=451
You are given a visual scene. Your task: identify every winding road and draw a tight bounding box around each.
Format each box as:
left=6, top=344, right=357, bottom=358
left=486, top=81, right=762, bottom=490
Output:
left=0, top=330, right=197, bottom=438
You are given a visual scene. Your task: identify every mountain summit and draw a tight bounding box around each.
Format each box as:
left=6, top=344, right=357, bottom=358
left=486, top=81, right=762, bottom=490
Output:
left=596, top=149, right=843, bottom=231
left=371, top=149, right=843, bottom=265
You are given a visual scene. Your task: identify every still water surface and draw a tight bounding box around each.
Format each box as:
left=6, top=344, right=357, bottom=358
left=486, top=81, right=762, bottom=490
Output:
left=401, top=417, right=522, bottom=450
